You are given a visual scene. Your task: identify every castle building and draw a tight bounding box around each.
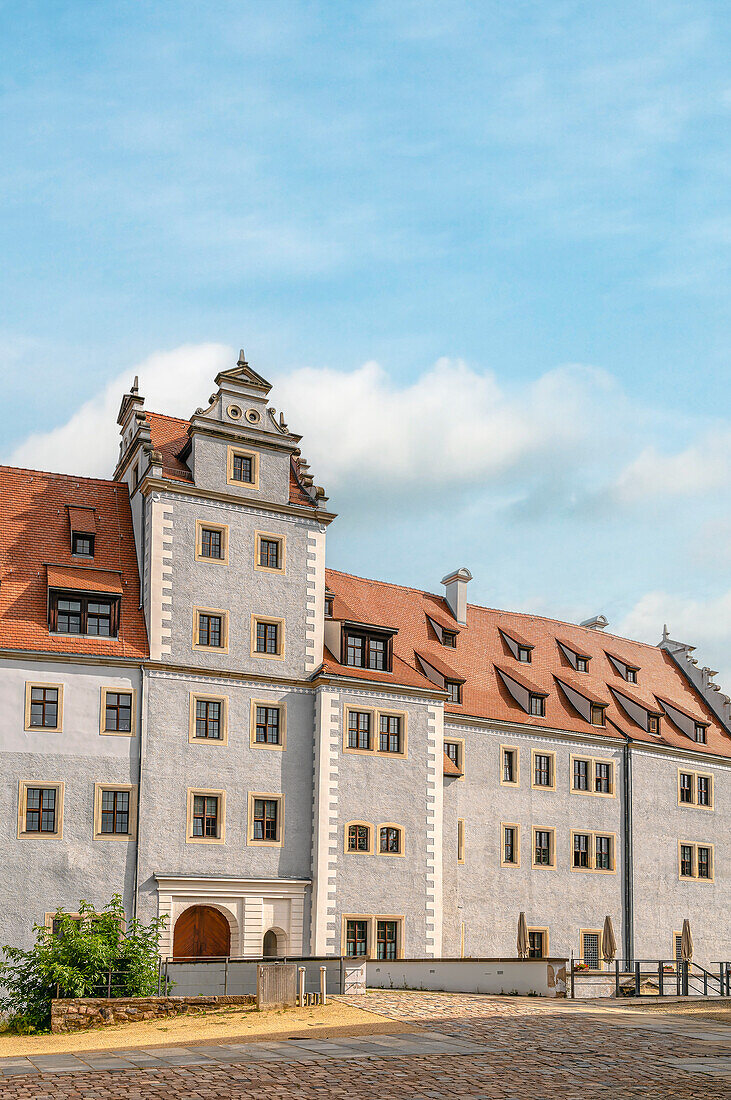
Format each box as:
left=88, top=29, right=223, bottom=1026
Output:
left=1, top=355, right=729, bottom=968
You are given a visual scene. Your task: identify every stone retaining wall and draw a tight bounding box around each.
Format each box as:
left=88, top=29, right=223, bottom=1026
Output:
left=51, top=994, right=255, bottom=1033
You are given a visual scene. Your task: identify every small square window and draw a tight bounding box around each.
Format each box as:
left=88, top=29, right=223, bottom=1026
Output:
left=29, top=687, right=60, bottom=729
left=442, top=631, right=457, bottom=648
left=379, top=825, right=402, bottom=854
left=576, top=656, right=589, bottom=673
left=198, top=612, right=224, bottom=648
left=72, top=533, right=94, bottom=557
left=347, top=824, right=371, bottom=852
left=517, top=646, right=532, bottom=663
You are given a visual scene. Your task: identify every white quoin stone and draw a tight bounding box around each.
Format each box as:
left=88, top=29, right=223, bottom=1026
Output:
left=441, top=567, right=472, bottom=625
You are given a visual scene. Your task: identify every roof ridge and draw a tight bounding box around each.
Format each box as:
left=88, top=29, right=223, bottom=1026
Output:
left=0, top=464, right=126, bottom=489
left=145, top=410, right=190, bottom=427
left=326, top=567, right=661, bottom=652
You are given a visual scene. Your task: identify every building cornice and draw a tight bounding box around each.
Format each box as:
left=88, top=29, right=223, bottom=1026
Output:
left=310, top=670, right=444, bottom=701
left=0, top=647, right=144, bottom=669
left=141, top=477, right=337, bottom=525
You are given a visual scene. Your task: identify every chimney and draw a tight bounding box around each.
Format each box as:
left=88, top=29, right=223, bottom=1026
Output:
left=441, top=567, right=472, bottom=625
left=580, top=614, right=609, bottom=631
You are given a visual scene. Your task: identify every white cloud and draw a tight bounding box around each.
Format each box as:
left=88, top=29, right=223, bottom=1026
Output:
left=612, top=429, right=731, bottom=504
left=4, top=344, right=231, bottom=478
left=619, top=589, right=731, bottom=692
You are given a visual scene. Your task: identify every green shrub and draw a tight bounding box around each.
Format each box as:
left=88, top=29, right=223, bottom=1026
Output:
left=0, top=895, right=167, bottom=1033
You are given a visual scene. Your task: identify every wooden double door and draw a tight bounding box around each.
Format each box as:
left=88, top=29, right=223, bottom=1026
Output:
left=172, top=905, right=231, bottom=957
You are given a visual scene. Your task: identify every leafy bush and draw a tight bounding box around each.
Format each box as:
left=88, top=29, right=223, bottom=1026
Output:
left=0, top=895, right=167, bottom=1033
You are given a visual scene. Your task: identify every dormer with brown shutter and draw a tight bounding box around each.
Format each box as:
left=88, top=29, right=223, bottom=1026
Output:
left=67, top=506, right=96, bottom=559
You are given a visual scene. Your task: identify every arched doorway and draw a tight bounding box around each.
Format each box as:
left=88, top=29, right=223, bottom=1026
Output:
left=173, top=905, right=231, bottom=957
left=262, top=927, right=287, bottom=957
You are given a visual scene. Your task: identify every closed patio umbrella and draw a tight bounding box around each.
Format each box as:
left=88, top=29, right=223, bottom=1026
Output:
left=517, top=912, right=529, bottom=959
left=602, top=915, right=617, bottom=964
left=681, top=919, right=693, bottom=962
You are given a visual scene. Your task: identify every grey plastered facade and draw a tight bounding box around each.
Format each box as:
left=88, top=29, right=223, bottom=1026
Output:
left=1, top=358, right=730, bottom=973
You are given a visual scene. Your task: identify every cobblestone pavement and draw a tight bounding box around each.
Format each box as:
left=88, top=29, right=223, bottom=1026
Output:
left=0, top=991, right=728, bottom=1098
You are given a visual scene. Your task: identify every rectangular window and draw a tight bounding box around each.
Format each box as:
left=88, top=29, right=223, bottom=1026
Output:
left=347, top=824, right=370, bottom=852
left=529, top=694, right=545, bottom=717
left=232, top=453, right=253, bottom=483
left=198, top=613, right=223, bottom=648
left=595, top=762, right=612, bottom=794
left=253, top=798, right=278, bottom=840
left=626, top=668, right=637, bottom=684
left=680, top=844, right=694, bottom=878
left=72, top=533, right=94, bottom=557
left=595, top=835, right=613, bottom=871
left=502, top=825, right=518, bottom=866
left=29, top=687, right=59, bottom=729
left=501, top=747, right=518, bottom=784
left=576, top=656, right=589, bottom=673
left=446, top=680, right=462, bottom=704
left=582, top=931, right=600, bottom=969
left=376, top=920, right=398, bottom=960
left=573, top=832, right=590, bottom=868
left=533, top=753, right=553, bottom=788
left=517, top=646, right=532, bottom=663
left=442, top=630, right=457, bottom=648
left=679, top=773, right=693, bottom=803
left=379, top=714, right=402, bottom=754
left=697, top=776, right=710, bottom=806
left=50, top=593, right=119, bottom=638
left=195, top=699, right=222, bottom=740
left=695, top=723, right=707, bottom=743
left=698, top=846, right=711, bottom=879
left=528, top=930, right=545, bottom=958
left=348, top=711, right=371, bottom=751
left=534, top=829, right=552, bottom=867
left=259, top=538, right=280, bottom=570
left=25, top=787, right=57, bottom=833
left=590, top=704, right=606, bottom=727
left=192, top=795, right=219, bottom=838
left=100, top=790, right=130, bottom=835
left=379, top=826, right=402, bottom=854
left=647, top=714, right=660, bottom=734
left=248, top=795, right=282, bottom=844
left=573, top=758, right=589, bottom=791
left=255, top=705, right=280, bottom=745
left=325, top=597, right=334, bottom=617
left=201, top=528, right=222, bottom=559
left=346, top=919, right=368, bottom=957
left=104, top=691, right=132, bottom=733
left=255, top=621, right=277, bottom=654
left=343, top=630, right=390, bottom=671
left=445, top=741, right=461, bottom=767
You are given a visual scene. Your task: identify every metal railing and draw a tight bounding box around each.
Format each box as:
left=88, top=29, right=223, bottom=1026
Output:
left=570, top=957, right=731, bottom=999
left=55, top=961, right=172, bottom=1000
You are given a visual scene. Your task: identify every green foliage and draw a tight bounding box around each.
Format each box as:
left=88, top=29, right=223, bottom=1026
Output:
left=0, top=895, right=167, bottom=1033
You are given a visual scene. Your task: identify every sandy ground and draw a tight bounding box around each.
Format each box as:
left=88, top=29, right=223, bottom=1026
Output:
left=0, top=1000, right=413, bottom=1058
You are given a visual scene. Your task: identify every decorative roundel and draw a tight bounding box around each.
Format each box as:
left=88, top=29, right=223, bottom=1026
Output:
left=227, top=404, right=242, bottom=420
left=245, top=408, right=261, bottom=424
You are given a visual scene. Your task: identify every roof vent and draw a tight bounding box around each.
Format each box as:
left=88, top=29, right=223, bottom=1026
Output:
left=441, top=567, right=472, bottom=625
left=581, top=614, right=609, bottom=631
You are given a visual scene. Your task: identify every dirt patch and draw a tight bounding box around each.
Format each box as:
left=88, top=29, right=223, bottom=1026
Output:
left=0, top=999, right=413, bottom=1058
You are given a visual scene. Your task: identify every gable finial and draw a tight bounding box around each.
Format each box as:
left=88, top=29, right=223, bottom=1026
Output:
left=237, top=349, right=247, bottom=368
left=131, top=375, right=139, bottom=396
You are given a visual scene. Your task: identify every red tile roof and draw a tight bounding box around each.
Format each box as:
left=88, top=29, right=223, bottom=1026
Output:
left=323, top=568, right=731, bottom=760
left=443, top=751, right=462, bottom=777
left=46, top=564, right=123, bottom=595
left=0, top=466, right=148, bottom=659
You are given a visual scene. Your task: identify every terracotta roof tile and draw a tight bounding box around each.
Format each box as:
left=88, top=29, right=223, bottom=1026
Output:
left=46, top=564, right=123, bottom=594
left=145, top=412, right=193, bottom=482
left=496, top=664, right=547, bottom=696
left=324, top=568, right=731, bottom=759
left=0, top=466, right=148, bottom=659
left=443, top=751, right=462, bottom=777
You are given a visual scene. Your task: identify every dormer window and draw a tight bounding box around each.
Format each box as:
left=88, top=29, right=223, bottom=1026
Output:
left=590, top=704, right=606, bottom=727
left=72, top=533, right=94, bottom=558
left=529, top=694, right=545, bottom=717
left=325, top=597, right=334, bottom=618
left=343, top=628, right=392, bottom=672
left=442, top=630, right=457, bottom=648
left=695, top=723, right=707, bottom=743
left=49, top=592, right=119, bottom=638
left=626, top=668, right=637, bottom=684
left=445, top=680, right=462, bottom=704
left=518, top=646, right=532, bottom=663
left=576, top=656, right=589, bottom=673
left=647, top=714, right=660, bottom=735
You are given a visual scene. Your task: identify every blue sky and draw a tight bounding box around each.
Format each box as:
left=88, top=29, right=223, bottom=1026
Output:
left=2, top=2, right=731, bottom=682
